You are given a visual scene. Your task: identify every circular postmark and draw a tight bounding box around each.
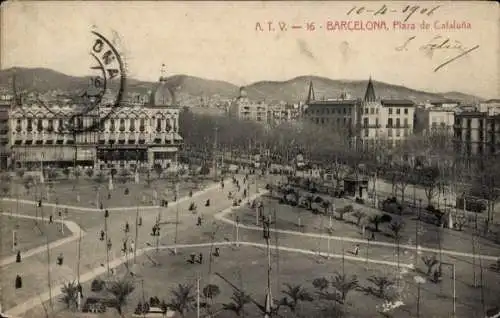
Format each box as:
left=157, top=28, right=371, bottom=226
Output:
left=38, top=30, right=126, bottom=135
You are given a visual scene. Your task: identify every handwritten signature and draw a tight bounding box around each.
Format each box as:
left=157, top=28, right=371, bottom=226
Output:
left=395, top=35, right=479, bottom=72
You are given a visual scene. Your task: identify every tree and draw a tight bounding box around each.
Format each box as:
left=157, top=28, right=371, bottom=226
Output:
left=421, top=254, right=440, bottom=276
left=367, top=275, right=395, bottom=299
left=394, top=165, right=412, bottom=203
left=169, top=283, right=196, bottom=317
left=85, top=169, right=94, bottom=178
left=352, top=210, right=366, bottom=226
left=62, top=167, right=71, bottom=179
left=312, top=277, right=329, bottom=293
left=338, top=205, right=353, bottom=221
left=421, top=165, right=441, bottom=207
left=222, top=290, right=252, bottom=316
left=454, top=214, right=467, bottom=231
left=106, top=278, right=135, bottom=316
left=59, top=281, right=79, bottom=311
left=202, top=283, right=220, bottom=313
left=321, top=200, right=331, bottom=215
left=280, top=283, right=313, bottom=313
left=330, top=273, right=359, bottom=304
left=317, top=303, right=345, bottom=318
left=369, top=215, right=385, bottom=232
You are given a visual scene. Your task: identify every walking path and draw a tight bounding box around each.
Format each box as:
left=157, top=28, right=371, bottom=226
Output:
left=4, top=239, right=414, bottom=317
left=0, top=213, right=84, bottom=267
left=214, top=191, right=500, bottom=262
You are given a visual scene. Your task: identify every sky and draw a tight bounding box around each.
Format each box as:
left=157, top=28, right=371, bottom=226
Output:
left=1, top=1, right=498, bottom=99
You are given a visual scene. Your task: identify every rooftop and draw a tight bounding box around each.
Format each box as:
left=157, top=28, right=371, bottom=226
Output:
left=380, top=99, right=415, bottom=106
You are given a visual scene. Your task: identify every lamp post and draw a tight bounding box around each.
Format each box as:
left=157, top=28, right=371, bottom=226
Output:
left=414, top=275, right=426, bottom=318
left=440, top=262, right=456, bottom=317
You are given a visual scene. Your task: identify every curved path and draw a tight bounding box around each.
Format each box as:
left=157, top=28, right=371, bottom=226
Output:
left=214, top=191, right=500, bottom=262
left=1, top=175, right=498, bottom=317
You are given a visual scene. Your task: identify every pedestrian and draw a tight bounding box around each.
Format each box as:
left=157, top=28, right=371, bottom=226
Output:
left=189, top=190, right=193, bottom=197
left=100, top=202, right=103, bottom=210
left=138, top=217, right=143, bottom=226
left=108, top=193, right=111, bottom=200
left=57, top=253, right=64, bottom=265
left=16, top=251, right=21, bottom=263
left=38, top=200, right=42, bottom=208
left=214, top=247, right=220, bottom=257
left=122, top=240, right=127, bottom=253
left=130, top=240, right=135, bottom=253
left=221, top=181, right=224, bottom=189
left=49, top=214, right=53, bottom=224
left=205, top=199, right=210, bottom=207
left=354, top=244, right=360, bottom=256
left=100, top=230, right=105, bottom=241
left=77, top=283, right=84, bottom=298
left=197, top=216, right=202, bottom=226
left=371, top=231, right=375, bottom=240
left=15, top=275, right=22, bottom=289
left=125, top=222, right=130, bottom=233
left=190, top=253, right=196, bottom=264
left=198, top=252, right=203, bottom=264
left=243, top=189, right=247, bottom=198
left=107, top=239, right=112, bottom=251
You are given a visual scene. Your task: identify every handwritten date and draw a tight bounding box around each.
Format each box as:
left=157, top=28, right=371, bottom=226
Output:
left=347, top=4, right=440, bottom=22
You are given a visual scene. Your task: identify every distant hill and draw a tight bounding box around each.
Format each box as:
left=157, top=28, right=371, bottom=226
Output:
left=0, top=67, right=484, bottom=105
left=245, top=75, right=484, bottom=104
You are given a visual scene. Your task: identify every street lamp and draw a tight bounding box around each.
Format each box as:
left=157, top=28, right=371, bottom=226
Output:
left=440, top=262, right=457, bottom=317
left=414, top=275, right=426, bottom=318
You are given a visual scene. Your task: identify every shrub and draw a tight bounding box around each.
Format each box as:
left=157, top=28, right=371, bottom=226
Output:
left=91, top=279, right=105, bottom=292
left=355, top=197, right=365, bottom=204
left=380, top=214, right=392, bottom=223
left=383, top=202, right=401, bottom=215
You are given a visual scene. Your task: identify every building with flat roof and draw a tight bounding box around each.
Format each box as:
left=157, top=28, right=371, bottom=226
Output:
left=7, top=72, right=183, bottom=171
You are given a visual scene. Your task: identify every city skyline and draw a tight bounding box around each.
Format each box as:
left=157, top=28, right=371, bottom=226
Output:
left=1, top=1, right=498, bottom=99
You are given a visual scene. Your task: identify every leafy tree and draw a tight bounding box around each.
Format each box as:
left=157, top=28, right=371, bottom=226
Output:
left=279, top=283, right=313, bottom=313
left=330, top=273, right=359, bottom=304
left=169, top=283, right=196, bottom=317
left=312, top=277, right=329, bottom=292
left=421, top=254, right=440, bottom=276
left=85, top=169, right=94, bottom=178
left=59, top=281, right=79, bottom=311
left=202, top=283, right=220, bottom=313
left=367, top=275, right=395, bottom=299
left=352, top=209, right=366, bottom=226
left=421, top=165, right=441, bottom=207
left=222, top=290, right=252, bottom=316
left=106, top=278, right=135, bottom=316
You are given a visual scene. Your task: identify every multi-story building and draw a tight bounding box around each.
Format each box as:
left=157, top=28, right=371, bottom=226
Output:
left=268, top=102, right=302, bottom=125
left=0, top=98, right=10, bottom=169
left=8, top=74, right=183, bottom=171
left=414, top=106, right=455, bottom=135
left=454, top=110, right=500, bottom=161
left=303, top=77, right=415, bottom=149
left=478, top=99, right=500, bottom=115
left=228, top=87, right=269, bottom=123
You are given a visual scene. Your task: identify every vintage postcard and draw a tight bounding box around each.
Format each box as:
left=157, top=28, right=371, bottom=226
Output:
left=0, top=1, right=499, bottom=318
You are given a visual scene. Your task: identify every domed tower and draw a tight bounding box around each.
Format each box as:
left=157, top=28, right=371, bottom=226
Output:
left=149, top=65, right=176, bottom=106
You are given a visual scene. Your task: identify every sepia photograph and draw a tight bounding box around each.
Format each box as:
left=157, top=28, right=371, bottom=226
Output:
left=0, top=1, right=499, bottom=317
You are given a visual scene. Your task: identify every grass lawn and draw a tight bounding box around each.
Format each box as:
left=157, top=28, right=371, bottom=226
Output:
left=7, top=176, right=214, bottom=208
left=23, top=243, right=499, bottom=318
left=0, top=215, right=71, bottom=258
left=234, top=194, right=500, bottom=258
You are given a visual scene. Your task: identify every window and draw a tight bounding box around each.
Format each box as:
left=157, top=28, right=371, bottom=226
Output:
left=388, top=128, right=393, bottom=137
left=110, top=119, right=115, bottom=132
left=27, top=119, right=33, bottom=132
left=47, top=119, right=54, bottom=132
left=396, top=118, right=401, bottom=128
left=363, top=118, right=369, bottom=127
left=130, top=119, right=135, bottom=132
left=403, top=118, right=408, bottom=127
left=396, top=108, right=401, bottom=115
left=77, top=118, right=83, bottom=130
left=128, top=139, right=136, bottom=144
left=364, top=129, right=369, bottom=137
left=119, top=119, right=125, bottom=132
left=140, top=118, right=145, bottom=132
left=387, top=118, right=393, bottom=127
left=370, top=108, right=375, bottom=115
left=156, top=118, right=162, bottom=132
left=154, top=138, right=161, bottom=144
left=375, top=118, right=379, bottom=127
left=37, top=119, right=43, bottom=132
left=396, top=129, right=400, bottom=137
left=58, top=119, right=64, bottom=131
left=388, top=108, right=393, bottom=115
left=364, top=108, right=368, bottom=114
left=404, top=108, right=408, bottom=115
left=16, top=119, right=21, bottom=132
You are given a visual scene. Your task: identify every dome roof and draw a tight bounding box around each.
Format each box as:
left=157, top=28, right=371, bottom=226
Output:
left=149, top=77, right=176, bottom=106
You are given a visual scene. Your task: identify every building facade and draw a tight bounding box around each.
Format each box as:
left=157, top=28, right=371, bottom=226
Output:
left=303, top=77, right=415, bottom=149
left=414, top=106, right=455, bottom=135
left=454, top=110, right=500, bottom=160
left=228, top=87, right=269, bottom=123
left=8, top=75, right=183, bottom=171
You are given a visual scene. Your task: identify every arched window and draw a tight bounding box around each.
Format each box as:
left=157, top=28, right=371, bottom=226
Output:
left=156, top=118, right=162, bottom=132
left=129, top=119, right=135, bottom=132
left=110, top=119, right=115, bottom=132
left=119, top=118, right=125, bottom=132
left=139, top=118, right=145, bottom=132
